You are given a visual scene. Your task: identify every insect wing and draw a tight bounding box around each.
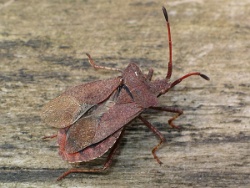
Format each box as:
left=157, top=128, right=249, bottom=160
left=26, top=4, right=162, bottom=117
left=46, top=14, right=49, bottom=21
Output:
left=41, top=95, right=93, bottom=129
left=64, top=91, right=120, bottom=153
left=64, top=98, right=142, bottom=154
left=41, top=77, right=122, bottom=128
left=65, top=115, right=98, bottom=153
left=92, top=102, right=143, bottom=145
left=58, top=127, right=124, bottom=163
left=62, top=77, right=122, bottom=104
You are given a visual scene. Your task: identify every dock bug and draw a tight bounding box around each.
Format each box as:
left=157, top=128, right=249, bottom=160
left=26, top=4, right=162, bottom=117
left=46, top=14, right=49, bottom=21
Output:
left=41, top=7, right=209, bottom=180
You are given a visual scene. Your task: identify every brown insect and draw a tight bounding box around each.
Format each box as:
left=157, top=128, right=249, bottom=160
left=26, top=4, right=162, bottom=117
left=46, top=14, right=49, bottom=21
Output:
left=41, top=6, right=209, bottom=181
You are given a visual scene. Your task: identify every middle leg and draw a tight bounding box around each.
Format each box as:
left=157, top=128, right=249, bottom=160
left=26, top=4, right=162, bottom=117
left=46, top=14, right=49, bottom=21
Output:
left=138, top=115, right=166, bottom=165
left=150, top=106, right=183, bottom=129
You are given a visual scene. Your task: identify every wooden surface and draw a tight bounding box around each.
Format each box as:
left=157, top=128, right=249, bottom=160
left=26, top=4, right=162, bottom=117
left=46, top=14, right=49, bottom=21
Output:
left=0, top=0, right=249, bottom=187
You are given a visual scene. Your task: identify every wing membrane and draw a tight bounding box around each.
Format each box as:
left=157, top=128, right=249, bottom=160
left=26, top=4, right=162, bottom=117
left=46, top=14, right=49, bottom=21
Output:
left=41, top=77, right=121, bottom=128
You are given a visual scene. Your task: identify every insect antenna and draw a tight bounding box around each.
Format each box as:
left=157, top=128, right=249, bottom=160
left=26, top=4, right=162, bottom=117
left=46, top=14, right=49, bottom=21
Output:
left=169, top=72, right=210, bottom=90
left=162, top=6, right=173, bottom=80
left=161, top=6, right=209, bottom=94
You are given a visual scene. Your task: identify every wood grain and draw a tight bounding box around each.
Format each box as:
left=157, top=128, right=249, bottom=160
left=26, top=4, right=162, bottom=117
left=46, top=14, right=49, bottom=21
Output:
left=0, top=0, right=249, bottom=187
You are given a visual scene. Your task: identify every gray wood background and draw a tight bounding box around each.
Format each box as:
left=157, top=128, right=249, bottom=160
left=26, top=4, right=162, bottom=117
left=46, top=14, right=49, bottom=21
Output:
left=0, top=0, right=249, bottom=187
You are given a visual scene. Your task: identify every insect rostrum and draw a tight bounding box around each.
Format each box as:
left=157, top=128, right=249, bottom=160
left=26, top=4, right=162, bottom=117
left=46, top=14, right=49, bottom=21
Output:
left=41, top=6, right=209, bottom=181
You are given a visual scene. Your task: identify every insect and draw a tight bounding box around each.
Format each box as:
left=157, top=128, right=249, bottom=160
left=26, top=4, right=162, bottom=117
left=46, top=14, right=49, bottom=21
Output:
left=41, top=6, right=209, bottom=181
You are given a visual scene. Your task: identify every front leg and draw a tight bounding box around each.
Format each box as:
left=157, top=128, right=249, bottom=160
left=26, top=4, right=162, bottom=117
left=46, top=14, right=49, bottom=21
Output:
left=145, top=68, right=154, bottom=81
left=150, top=106, right=183, bottom=129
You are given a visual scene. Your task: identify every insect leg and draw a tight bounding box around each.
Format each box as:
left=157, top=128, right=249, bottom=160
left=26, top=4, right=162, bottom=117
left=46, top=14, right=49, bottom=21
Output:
left=86, top=53, right=122, bottom=72
left=57, top=128, right=125, bottom=181
left=101, top=128, right=125, bottom=170
left=42, top=134, right=57, bottom=139
left=150, top=106, right=183, bottom=129
left=145, top=68, right=154, bottom=81
left=138, top=115, right=166, bottom=165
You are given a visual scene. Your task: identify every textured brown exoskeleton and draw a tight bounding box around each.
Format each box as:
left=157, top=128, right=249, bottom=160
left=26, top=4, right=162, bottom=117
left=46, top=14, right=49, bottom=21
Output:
left=41, top=7, right=209, bottom=181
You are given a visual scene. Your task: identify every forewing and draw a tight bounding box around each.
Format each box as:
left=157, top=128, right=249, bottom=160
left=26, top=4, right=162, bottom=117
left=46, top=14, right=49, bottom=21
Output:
left=65, top=115, right=98, bottom=153
left=41, top=77, right=121, bottom=128
left=62, top=77, right=122, bottom=104
left=58, top=127, right=124, bottom=163
left=41, top=95, right=93, bottom=128
left=92, top=102, right=143, bottom=144
left=64, top=91, right=118, bottom=153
